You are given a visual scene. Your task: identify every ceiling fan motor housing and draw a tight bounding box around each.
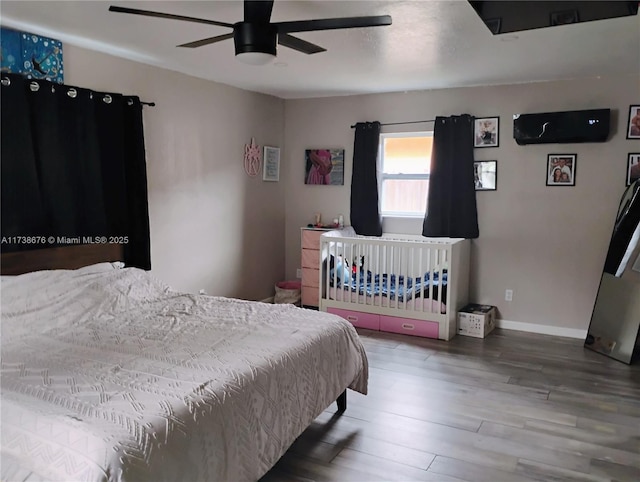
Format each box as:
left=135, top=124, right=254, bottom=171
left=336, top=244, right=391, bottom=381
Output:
left=234, top=22, right=277, bottom=55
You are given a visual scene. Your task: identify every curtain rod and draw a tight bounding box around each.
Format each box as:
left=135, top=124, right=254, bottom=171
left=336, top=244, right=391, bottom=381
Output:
left=350, top=119, right=435, bottom=128
left=1, top=73, right=156, bottom=106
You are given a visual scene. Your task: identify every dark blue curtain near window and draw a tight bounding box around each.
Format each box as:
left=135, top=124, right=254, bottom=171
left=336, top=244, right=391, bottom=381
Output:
left=0, top=73, right=151, bottom=269
left=351, top=121, right=383, bottom=236
left=422, top=115, right=479, bottom=238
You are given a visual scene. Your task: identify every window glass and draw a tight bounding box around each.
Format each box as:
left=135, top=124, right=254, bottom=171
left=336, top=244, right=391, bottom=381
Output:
left=379, top=133, right=432, bottom=216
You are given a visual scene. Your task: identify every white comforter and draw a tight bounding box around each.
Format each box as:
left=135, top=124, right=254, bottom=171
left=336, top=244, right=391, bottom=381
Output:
left=0, top=265, right=368, bottom=482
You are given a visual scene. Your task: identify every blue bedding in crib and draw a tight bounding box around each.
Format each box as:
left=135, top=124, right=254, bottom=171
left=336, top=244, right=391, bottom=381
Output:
left=331, top=270, right=448, bottom=302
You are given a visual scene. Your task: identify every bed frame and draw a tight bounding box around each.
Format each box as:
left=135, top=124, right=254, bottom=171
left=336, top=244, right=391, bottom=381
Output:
left=319, top=230, right=470, bottom=340
left=0, top=244, right=123, bottom=275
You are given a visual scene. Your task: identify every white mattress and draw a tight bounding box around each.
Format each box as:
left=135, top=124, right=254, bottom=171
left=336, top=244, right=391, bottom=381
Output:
left=328, top=287, right=447, bottom=314
left=0, top=265, right=368, bottom=482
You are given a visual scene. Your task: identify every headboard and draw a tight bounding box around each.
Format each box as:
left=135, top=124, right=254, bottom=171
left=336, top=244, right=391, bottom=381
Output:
left=1, top=244, right=124, bottom=275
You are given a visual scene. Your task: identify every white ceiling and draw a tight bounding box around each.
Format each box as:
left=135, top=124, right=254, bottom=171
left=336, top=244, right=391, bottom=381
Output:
left=1, top=1, right=639, bottom=99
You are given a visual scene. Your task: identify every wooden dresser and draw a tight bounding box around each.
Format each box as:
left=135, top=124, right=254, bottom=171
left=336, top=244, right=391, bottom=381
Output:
left=300, top=227, right=331, bottom=308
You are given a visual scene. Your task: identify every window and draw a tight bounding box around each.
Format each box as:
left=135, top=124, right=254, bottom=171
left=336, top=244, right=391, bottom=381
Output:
left=379, top=132, right=433, bottom=216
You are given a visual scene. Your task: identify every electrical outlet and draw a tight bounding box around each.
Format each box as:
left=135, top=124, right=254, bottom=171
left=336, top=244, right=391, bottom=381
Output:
left=505, top=289, right=513, bottom=302
left=296, top=268, right=302, bottom=279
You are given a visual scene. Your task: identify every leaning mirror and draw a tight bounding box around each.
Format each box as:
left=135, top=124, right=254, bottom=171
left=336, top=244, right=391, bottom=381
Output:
left=585, top=179, right=640, bottom=364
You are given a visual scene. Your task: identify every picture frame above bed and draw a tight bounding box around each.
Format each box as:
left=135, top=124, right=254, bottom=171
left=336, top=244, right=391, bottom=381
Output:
left=0, top=27, right=64, bottom=83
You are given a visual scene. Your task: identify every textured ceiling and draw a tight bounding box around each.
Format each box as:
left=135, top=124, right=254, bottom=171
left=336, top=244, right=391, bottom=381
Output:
left=1, top=1, right=639, bottom=99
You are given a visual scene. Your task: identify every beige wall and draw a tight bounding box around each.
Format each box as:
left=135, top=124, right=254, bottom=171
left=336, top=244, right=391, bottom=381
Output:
left=283, top=74, right=640, bottom=333
left=64, top=45, right=285, bottom=300
left=61, top=43, right=637, bottom=332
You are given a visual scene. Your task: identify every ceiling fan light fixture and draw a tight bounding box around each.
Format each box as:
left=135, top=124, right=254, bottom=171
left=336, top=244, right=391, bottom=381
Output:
left=236, top=51, right=276, bottom=65
left=234, top=22, right=277, bottom=65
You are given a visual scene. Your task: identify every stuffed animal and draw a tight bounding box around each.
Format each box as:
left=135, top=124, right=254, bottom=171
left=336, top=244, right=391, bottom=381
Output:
left=327, top=254, right=351, bottom=282
left=352, top=255, right=365, bottom=273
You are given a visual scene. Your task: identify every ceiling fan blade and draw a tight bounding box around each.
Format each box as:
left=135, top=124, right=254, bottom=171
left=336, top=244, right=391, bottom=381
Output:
left=275, top=15, right=392, bottom=34
left=244, top=0, right=274, bottom=23
left=278, top=34, right=326, bottom=54
left=178, top=33, right=235, bottom=48
left=109, top=5, right=234, bottom=28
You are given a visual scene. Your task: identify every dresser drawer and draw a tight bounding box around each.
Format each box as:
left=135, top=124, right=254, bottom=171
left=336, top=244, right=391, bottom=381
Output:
left=301, top=286, right=319, bottom=306
left=302, top=229, right=323, bottom=249
left=328, top=308, right=380, bottom=330
left=302, top=268, right=320, bottom=288
left=301, top=248, right=320, bottom=268
left=380, top=315, right=438, bottom=339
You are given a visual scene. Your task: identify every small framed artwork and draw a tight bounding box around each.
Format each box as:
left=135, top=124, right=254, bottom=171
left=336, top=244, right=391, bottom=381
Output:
left=305, top=148, right=345, bottom=185
left=474, top=160, right=497, bottom=190
left=474, top=117, right=499, bottom=148
left=627, top=153, right=640, bottom=186
left=626, top=105, right=640, bottom=139
left=550, top=9, right=579, bottom=26
left=547, top=154, right=576, bottom=186
left=263, top=146, right=280, bottom=181
left=484, top=18, right=501, bottom=35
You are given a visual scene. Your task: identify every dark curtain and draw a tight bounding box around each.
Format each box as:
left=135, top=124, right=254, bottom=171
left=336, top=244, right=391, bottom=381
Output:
left=0, top=73, right=151, bottom=269
left=350, top=121, right=382, bottom=236
left=422, top=115, right=479, bottom=238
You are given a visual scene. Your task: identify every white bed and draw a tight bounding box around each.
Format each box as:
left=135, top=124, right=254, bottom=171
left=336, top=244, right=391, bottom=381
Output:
left=0, top=262, right=368, bottom=482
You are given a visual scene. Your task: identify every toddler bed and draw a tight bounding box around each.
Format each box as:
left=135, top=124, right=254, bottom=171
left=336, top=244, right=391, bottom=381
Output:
left=320, top=229, right=470, bottom=340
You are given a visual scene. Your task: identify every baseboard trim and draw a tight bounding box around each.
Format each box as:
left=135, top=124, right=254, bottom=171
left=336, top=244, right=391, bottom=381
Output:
left=260, top=297, right=274, bottom=304
left=496, top=319, right=587, bottom=339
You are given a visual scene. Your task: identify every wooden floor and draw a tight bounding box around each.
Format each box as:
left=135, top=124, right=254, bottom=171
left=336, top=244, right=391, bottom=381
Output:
left=261, top=328, right=640, bottom=482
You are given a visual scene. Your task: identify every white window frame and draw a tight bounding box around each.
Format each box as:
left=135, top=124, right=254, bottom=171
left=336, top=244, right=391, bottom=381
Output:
left=378, top=131, right=433, bottom=217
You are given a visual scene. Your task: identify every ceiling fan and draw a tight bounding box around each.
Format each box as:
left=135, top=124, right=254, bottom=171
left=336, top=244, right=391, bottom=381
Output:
left=109, top=1, right=392, bottom=65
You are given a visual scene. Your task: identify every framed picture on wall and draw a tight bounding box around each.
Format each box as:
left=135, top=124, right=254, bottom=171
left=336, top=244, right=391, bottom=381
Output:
left=0, top=27, right=64, bottom=83
left=304, top=148, right=345, bottom=185
left=263, top=146, right=280, bottom=182
left=547, top=154, right=576, bottom=186
left=474, top=117, right=499, bottom=148
left=627, top=153, right=640, bottom=186
left=626, top=105, right=640, bottom=139
left=474, top=160, right=497, bottom=190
